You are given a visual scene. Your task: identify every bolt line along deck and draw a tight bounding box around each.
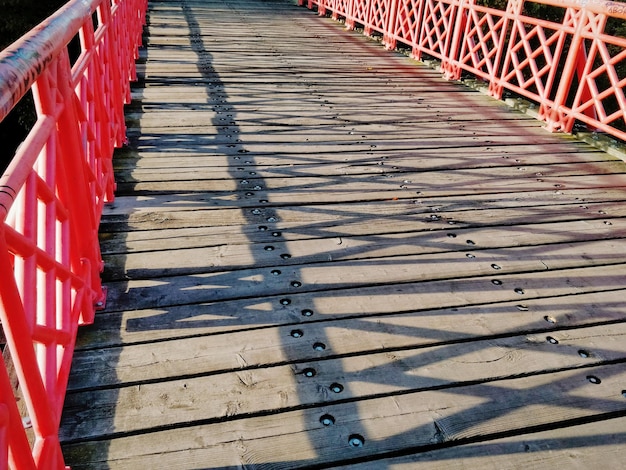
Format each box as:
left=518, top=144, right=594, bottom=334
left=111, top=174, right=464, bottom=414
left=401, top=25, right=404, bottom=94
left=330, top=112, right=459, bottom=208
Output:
left=60, top=0, right=626, bottom=467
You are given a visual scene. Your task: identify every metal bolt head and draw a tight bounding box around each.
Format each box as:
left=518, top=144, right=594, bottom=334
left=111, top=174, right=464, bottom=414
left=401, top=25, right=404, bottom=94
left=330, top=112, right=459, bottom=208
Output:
left=348, top=434, right=365, bottom=447
left=320, top=414, right=335, bottom=426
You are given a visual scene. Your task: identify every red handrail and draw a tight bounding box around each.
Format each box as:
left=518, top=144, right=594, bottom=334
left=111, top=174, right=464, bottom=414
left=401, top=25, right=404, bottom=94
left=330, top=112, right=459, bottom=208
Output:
left=301, top=0, right=626, bottom=141
left=0, top=0, right=146, bottom=467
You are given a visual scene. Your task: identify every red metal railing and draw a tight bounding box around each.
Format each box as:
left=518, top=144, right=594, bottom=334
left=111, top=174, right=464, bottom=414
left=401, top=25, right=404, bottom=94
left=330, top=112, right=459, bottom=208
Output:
left=301, top=0, right=626, bottom=141
left=0, top=0, right=146, bottom=467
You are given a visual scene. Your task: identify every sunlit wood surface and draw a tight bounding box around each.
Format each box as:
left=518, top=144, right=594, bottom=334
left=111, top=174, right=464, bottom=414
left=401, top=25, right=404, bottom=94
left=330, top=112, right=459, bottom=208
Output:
left=60, top=0, right=626, bottom=467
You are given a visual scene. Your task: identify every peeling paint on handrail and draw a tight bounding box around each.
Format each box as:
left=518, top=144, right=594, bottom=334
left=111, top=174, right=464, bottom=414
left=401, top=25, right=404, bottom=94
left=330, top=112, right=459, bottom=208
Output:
left=0, top=0, right=98, bottom=122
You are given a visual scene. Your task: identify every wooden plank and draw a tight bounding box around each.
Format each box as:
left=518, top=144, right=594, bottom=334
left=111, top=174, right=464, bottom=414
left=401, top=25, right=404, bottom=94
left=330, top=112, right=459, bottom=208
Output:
left=337, top=416, right=626, bottom=469
left=68, top=288, right=626, bottom=390
left=129, top=89, right=486, bottom=108
left=102, top=182, right=624, bottom=215
left=61, top=362, right=626, bottom=468
left=77, top=263, right=626, bottom=347
left=61, top=321, right=626, bottom=441
left=121, top=119, right=550, bottom=143
left=113, top=172, right=626, bottom=196
left=98, top=197, right=626, bottom=234
left=101, top=217, right=626, bottom=260
left=126, top=132, right=579, bottom=153
left=114, top=159, right=626, bottom=183
left=99, top=212, right=626, bottom=256
left=101, top=234, right=626, bottom=287
left=113, top=145, right=606, bottom=170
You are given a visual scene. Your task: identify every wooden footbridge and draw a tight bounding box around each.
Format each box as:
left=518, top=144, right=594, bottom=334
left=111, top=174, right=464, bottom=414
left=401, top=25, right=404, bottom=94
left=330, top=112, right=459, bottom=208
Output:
left=2, top=0, right=626, bottom=468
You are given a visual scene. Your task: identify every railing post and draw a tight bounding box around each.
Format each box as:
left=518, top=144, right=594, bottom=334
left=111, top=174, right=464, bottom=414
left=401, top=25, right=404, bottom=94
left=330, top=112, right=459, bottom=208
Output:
left=543, top=7, right=587, bottom=132
left=318, top=0, right=328, bottom=16
left=544, top=7, right=605, bottom=133
left=440, top=0, right=468, bottom=80
left=345, top=0, right=356, bottom=29
left=489, top=0, right=523, bottom=99
left=54, top=48, right=105, bottom=325
left=363, top=0, right=372, bottom=34
left=572, top=39, right=598, bottom=127
left=411, top=0, right=427, bottom=61
left=384, top=0, right=399, bottom=50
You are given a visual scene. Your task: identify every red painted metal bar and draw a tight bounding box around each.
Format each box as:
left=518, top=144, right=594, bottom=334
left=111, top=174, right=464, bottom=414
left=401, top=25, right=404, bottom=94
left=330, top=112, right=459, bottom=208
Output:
left=301, top=0, right=626, bottom=141
left=0, top=0, right=146, bottom=468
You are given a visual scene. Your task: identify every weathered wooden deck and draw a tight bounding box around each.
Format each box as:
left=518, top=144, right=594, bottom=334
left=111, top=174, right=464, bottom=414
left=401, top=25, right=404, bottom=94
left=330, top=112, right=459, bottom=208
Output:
left=59, top=0, right=626, bottom=467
